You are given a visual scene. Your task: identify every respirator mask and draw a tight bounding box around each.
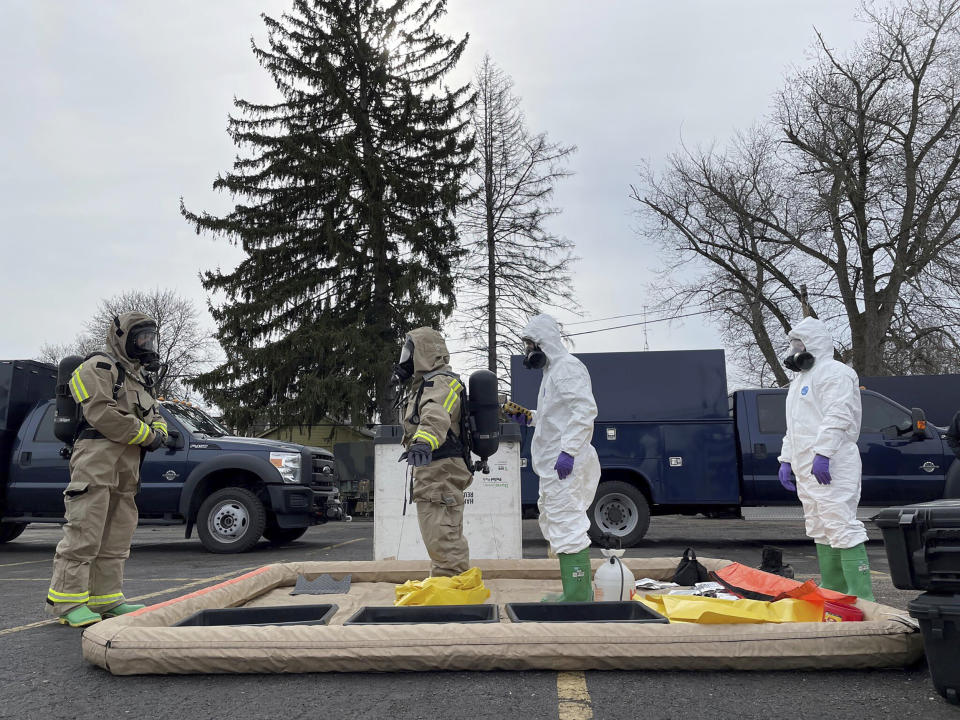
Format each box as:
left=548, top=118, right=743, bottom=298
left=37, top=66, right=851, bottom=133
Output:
left=783, top=338, right=815, bottom=372
left=522, top=338, right=547, bottom=370
left=126, top=322, right=161, bottom=371
left=392, top=337, right=415, bottom=384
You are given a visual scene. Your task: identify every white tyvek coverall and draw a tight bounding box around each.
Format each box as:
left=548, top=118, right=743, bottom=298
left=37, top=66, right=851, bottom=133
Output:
left=777, top=317, right=868, bottom=549
left=521, top=314, right=602, bottom=555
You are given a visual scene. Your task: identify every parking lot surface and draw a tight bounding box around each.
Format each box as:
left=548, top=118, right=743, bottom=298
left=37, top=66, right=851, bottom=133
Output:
left=0, top=516, right=952, bottom=719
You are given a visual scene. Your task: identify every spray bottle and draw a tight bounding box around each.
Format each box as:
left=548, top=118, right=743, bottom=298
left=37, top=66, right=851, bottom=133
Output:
left=593, top=535, right=635, bottom=601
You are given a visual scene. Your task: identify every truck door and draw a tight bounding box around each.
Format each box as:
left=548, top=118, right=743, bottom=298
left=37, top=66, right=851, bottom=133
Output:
left=741, top=390, right=797, bottom=504
left=136, top=408, right=190, bottom=515
left=858, top=391, right=945, bottom=504
left=6, top=402, right=71, bottom=517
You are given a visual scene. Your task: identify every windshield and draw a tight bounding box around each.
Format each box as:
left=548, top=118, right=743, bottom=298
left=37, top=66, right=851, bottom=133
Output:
left=163, top=403, right=230, bottom=437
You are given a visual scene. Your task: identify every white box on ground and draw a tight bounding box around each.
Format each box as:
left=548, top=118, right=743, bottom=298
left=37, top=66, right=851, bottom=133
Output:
left=374, top=424, right=523, bottom=561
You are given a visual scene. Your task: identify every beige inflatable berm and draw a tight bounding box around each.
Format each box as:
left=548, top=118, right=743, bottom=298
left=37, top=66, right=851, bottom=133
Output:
left=81, top=558, right=922, bottom=675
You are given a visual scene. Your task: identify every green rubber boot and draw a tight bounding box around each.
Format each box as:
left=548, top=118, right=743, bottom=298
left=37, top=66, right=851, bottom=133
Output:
left=58, top=606, right=102, bottom=628
left=101, top=603, right=146, bottom=618
left=839, top=544, right=875, bottom=602
left=815, top=543, right=847, bottom=594
left=542, top=548, right=594, bottom=602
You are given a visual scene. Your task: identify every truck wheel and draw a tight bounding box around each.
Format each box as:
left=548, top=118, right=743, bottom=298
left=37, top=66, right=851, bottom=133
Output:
left=588, top=481, right=651, bottom=547
left=263, top=526, right=309, bottom=545
left=0, top=522, right=27, bottom=544
left=197, top=488, right=267, bottom=554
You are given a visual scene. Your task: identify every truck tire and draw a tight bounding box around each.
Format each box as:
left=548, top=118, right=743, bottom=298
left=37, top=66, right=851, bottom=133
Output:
left=197, top=487, right=267, bottom=554
left=588, top=480, right=651, bottom=548
left=0, top=522, right=27, bottom=544
left=263, top=526, right=309, bottom=545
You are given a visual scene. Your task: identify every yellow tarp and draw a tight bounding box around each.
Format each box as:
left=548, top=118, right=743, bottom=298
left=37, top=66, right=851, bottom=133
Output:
left=395, top=567, right=491, bottom=606
left=636, top=593, right=823, bottom=624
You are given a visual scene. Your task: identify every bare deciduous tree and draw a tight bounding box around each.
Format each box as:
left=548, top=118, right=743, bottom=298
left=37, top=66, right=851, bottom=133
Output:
left=454, top=55, right=578, bottom=386
left=635, top=0, right=960, bottom=383
left=38, top=289, right=216, bottom=399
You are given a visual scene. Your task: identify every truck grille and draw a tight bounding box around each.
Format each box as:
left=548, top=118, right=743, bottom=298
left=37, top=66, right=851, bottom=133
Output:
left=310, top=453, right=339, bottom=492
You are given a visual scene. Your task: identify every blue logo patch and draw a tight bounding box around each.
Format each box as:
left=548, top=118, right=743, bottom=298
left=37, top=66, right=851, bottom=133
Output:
left=801, top=386, right=809, bottom=396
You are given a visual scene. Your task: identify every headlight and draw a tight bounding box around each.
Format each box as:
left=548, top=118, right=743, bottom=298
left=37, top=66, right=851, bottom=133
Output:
left=270, top=452, right=302, bottom=483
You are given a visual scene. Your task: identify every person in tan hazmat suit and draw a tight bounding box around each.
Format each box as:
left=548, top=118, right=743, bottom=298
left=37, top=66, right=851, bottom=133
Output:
left=46, top=312, right=168, bottom=627
left=395, top=328, right=474, bottom=577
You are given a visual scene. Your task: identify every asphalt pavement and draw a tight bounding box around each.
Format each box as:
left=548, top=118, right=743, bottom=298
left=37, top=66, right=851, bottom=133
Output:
left=0, top=515, right=955, bottom=720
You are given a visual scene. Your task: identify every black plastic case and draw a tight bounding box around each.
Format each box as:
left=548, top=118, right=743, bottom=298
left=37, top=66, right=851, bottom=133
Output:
left=874, top=500, right=960, bottom=591
left=908, top=592, right=960, bottom=705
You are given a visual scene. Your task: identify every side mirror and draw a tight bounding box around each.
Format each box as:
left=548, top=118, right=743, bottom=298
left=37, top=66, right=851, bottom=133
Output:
left=911, top=408, right=928, bottom=438
left=166, top=430, right=185, bottom=450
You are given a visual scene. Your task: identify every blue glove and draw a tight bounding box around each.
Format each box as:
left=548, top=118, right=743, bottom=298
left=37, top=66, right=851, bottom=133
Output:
left=406, top=443, right=432, bottom=468
left=812, top=454, right=832, bottom=485
left=778, top=462, right=796, bottom=492
left=554, top=451, right=575, bottom=479
left=508, top=412, right=530, bottom=426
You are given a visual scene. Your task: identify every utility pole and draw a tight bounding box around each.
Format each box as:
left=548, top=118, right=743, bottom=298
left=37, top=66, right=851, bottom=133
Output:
left=642, top=306, right=650, bottom=351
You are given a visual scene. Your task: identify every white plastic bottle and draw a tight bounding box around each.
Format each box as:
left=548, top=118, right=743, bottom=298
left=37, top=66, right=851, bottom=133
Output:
left=593, top=548, right=635, bottom=601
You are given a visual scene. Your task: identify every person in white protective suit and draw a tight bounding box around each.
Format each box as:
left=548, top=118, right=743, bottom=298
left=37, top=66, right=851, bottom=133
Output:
left=777, top=317, right=875, bottom=600
left=507, top=314, right=601, bottom=602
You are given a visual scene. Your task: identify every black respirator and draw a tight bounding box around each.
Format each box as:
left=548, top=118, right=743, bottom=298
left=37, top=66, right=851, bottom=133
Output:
left=522, top=339, right=547, bottom=370
left=392, top=337, right=415, bottom=384
left=124, top=320, right=161, bottom=372
left=783, top=339, right=815, bottom=372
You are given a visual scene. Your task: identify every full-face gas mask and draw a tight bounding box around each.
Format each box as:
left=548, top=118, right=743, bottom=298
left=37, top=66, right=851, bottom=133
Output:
left=126, top=321, right=161, bottom=372
left=522, top=338, right=547, bottom=370
left=392, top=336, right=415, bottom=384
left=783, top=338, right=815, bottom=372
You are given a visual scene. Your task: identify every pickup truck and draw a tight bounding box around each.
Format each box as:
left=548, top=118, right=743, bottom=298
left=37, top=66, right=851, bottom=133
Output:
left=0, top=360, right=344, bottom=553
left=511, top=350, right=959, bottom=547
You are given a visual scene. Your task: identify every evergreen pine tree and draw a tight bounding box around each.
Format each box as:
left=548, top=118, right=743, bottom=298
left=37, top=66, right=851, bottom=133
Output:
left=182, top=0, right=473, bottom=430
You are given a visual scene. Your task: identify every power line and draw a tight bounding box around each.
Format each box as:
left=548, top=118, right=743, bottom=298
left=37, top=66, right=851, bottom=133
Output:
left=564, top=309, right=715, bottom=337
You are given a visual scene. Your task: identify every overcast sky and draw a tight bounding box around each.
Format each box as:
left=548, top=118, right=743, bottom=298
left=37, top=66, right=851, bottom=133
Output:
left=1, top=0, right=869, bottom=373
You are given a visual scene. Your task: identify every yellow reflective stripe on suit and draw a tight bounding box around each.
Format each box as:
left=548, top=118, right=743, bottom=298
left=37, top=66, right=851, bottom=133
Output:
left=88, top=593, right=124, bottom=606
left=47, top=588, right=90, bottom=602
left=69, top=369, right=90, bottom=402
left=128, top=421, right=149, bottom=445
left=443, top=378, right=462, bottom=412
left=413, top=430, right=440, bottom=450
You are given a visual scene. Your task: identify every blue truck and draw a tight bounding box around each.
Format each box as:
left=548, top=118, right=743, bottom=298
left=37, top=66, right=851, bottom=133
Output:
left=511, top=350, right=959, bottom=547
left=0, top=360, right=344, bottom=553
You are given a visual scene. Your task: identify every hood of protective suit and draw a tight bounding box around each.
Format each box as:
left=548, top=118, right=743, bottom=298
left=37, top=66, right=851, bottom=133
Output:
left=406, top=327, right=450, bottom=378
left=787, top=317, right=835, bottom=365
left=107, top=311, right=156, bottom=370
left=521, top=314, right=567, bottom=369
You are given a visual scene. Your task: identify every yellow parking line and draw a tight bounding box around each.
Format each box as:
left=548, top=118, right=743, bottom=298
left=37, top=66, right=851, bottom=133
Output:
left=0, top=559, right=51, bottom=568
left=557, top=671, right=593, bottom=720
left=316, top=538, right=363, bottom=554
left=0, top=578, right=197, bottom=582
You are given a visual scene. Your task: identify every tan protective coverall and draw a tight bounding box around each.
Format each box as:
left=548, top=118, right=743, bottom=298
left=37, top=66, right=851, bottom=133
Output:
left=46, top=312, right=166, bottom=616
left=401, top=328, right=474, bottom=577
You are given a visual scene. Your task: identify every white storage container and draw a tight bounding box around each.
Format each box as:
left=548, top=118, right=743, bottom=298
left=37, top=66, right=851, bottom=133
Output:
left=374, top=424, right=523, bottom=561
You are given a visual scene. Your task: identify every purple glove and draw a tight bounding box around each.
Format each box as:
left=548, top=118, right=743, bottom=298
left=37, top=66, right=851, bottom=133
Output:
left=812, top=454, right=832, bottom=485
left=508, top=412, right=530, bottom=426
left=778, top=462, right=796, bottom=492
left=555, top=451, right=575, bottom=479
